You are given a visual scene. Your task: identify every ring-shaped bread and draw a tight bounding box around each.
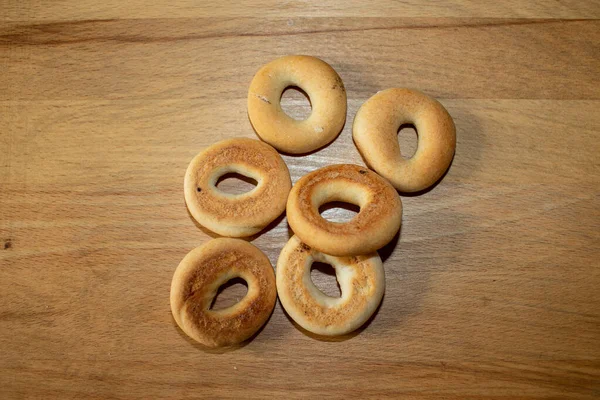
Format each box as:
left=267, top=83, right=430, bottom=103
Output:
left=286, top=164, right=402, bottom=256
left=248, top=55, right=347, bottom=154
left=353, top=88, right=456, bottom=192
left=277, top=235, right=385, bottom=336
left=170, top=238, right=277, bottom=347
left=184, top=138, right=291, bottom=237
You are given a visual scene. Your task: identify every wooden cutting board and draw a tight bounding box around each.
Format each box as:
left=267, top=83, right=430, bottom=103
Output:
left=1, top=1, right=599, bottom=398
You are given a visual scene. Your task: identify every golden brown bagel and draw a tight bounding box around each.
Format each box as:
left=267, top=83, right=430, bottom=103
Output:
left=277, top=235, right=385, bottom=336
left=184, top=138, right=291, bottom=237
left=247, top=55, right=347, bottom=154
left=353, top=88, right=456, bottom=192
left=286, top=164, right=402, bottom=256
left=170, top=238, right=277, bottom=348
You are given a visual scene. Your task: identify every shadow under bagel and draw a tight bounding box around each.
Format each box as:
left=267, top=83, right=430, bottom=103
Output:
left=184, top=191, right=287, bottom=242
left=278, top=293, right=385, bottom=342
left=396, top=153, right=456, bottom=197
left=170, top=306, right=275, bottom=353
left=352, top=129, right=457, bottom=198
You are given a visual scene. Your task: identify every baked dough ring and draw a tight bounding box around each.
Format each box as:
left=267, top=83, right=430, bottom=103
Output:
left=277, top=235, right=385, bottom=336
left=247, top=55, right=347, bottom=154
left=170, top=238, right=277, bottom=347
left=353, top=88, right=456, bottom=192
left=286, top=164, right=402, bottom=256
left=184, top=138, right=291, bottom=237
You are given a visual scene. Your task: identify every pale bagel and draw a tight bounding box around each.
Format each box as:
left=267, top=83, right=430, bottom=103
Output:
left=286, top=164, right=402, bottom=256
left=184, top=138, right=291, bottom=237
left=353, top=88, right=456, bottom=192
left=277, top=235, right=385, bottom=336
left=248, top=55, right=347, bottom=154
left=170, top=238, right=277, bottom=348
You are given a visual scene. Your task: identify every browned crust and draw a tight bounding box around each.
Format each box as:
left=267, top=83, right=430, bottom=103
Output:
left=170, top=238, right=276, bottom=347
left=287, top=164, right=402, bottom=256
left=283, top=246, right=376, bottom=325
left=296, top=165, right=398, bottom=235
left=276, top=236, right=384, bottom=335
left=184, top=138, right=291, bottom=236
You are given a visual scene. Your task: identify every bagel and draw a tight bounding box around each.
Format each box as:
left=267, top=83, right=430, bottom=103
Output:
left=286, top=164, right=402, bottom=256
left=353, top=88, right=456, bottom=192
left=276, top=235, right=384, bottom=336
left=247, top=55, right=347, bottom=154
left=170, top=238, right=277, bottom=347
left=184, top=138, right=291, bottom=237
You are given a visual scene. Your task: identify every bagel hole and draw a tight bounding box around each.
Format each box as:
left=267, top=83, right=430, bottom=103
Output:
left=280, top=86, right=312, bottom=121
left=311, top=262, right=341, bottom=298
left=398, top=123, right=418, bottom=159
left=319, top=201, right=360, bottom=223
left=209, top=278, right=248, bottom=310
left=216, top=173, right=258, bottom=195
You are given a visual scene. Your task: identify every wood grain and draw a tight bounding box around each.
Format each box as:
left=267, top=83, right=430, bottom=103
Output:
left=1, top=1, right=599, bottom=399
left=3, top=0, right=600, bottom=20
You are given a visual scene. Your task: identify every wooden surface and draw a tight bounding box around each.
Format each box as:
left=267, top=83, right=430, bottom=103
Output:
left=1, top=1, right=600, bottom=398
